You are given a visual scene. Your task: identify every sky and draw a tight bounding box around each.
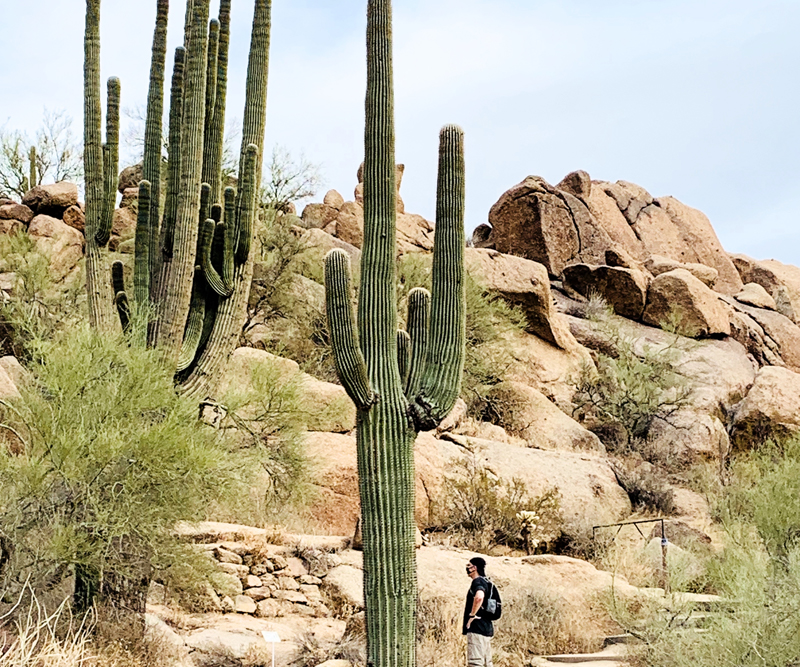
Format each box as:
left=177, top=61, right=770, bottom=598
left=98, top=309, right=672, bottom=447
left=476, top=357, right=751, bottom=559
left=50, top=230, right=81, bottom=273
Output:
left=2, top=0, right=800, bottom=264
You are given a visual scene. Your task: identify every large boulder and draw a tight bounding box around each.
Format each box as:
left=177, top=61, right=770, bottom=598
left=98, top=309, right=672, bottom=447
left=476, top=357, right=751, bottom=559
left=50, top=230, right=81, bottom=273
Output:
left=109, top=206, right=137, bottom=250
left=332, top=201, right=364, bottom=247
left=734, top=283, right=776, bottom=310
left=562, top=264, right=649, bottom=320
left=730, top=254, right=800, bottom=323
left=118, top=163, right=143, bottom=192
left=730, top=367, right=800, bottom=449
left=724, top=297, right=800, bottom=371
left=0, top=202, right=34, bottom=225
left=585, top=186, right=645, bottom=259
left=643, top=269, right=730, bottom=337
left=61, top=205, right=86, bottom=234
left=301, top=203, right=339, bottom=230
left=644, top=255, right=718, bottom=288
left=22, top=182, right=79, bottom=217
left=482, top=381, right=603, bottom=452
left=27, top=214, right=84, bottom=281
left=464, top=248, right=579, bottom=350
left=396, top=212, right=434, bottom=253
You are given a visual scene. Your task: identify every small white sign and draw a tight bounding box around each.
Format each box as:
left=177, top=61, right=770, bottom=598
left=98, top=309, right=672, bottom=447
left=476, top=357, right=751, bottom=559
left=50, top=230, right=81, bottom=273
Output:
left=262, top=631, right=281, bottom=643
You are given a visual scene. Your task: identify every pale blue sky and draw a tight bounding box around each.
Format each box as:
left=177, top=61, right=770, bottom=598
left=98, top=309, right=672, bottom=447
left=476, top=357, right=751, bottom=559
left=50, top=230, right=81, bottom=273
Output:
left=2, top=1, right=799, bottom=263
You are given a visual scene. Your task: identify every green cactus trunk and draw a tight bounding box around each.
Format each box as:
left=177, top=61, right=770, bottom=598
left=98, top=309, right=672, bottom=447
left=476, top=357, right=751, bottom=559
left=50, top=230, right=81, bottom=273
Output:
left=324, top=1, right=466, bottom=664
left=28, top=147, right=37, bottom=190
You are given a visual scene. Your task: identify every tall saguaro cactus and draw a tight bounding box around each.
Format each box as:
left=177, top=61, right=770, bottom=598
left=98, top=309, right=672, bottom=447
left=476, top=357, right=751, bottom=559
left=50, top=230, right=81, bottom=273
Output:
left=86, top=0, right=272, bottom=397
left=324, top=1, right=466, bottom=664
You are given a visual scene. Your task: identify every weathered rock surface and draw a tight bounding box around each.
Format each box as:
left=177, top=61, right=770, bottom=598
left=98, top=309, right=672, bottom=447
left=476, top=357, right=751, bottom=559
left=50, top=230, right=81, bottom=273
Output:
left=482, top=381, right=603, bottom=452
left=0, top=364, right=19, bottom=399
left=301, top=203, right=339, bottom=230
left=464, top=248, right=580, bottom=350
left=730, top=367, right=800, bottom=449
left=118, top=163, right=143, bottom=192
left=643, top=269, right=730, bottom=337
left=22, top=182, right=78, bottom=216
left=644, top=255, right=718, bottom=288
left=730, top=254, right=800, bottom=323
left=61, top=205, right=85, bottom=233
left=27, top=214, right=84, bottom=281
left=735, top=282, right=777, bottom=310
left=0, top=202, right=34, bottom=225
left=323, top=189, right=344, bottom=210
left=562, top=264, right=649, bottom=320
left=724, top=296, right=800, bottom=371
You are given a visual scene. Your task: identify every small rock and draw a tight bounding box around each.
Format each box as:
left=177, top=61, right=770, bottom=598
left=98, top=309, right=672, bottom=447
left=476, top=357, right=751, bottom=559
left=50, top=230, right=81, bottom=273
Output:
left=323, top=189, right=345, bottom=210
left=250, top=562, right=271, bottom=576
left=278, top=576, right=300, bottom=591
left=735, top=283, right=777, bottom=311
left=270, top=555, right=288, bottom=571
left=255, top=599, right=283, bottom=618
left=259, top=572, right=278, bottom=586
left=286, top=556, right=308, bottom=577
left=118, top=163, right=143, bottom=193
left=215, top=547, right=243, bottom=564
left=120, top=187, right=139, bottom=210
left=234, top=595, right=257, bottom=614
left=274, top=590, right=308, bottom=604
left=62, top=205, right=85, bottom=233
left=217, top=562, right=249, bottom=578
left=298, top=574, right=323, bottom=586
left=244, top=587, right=272, bottom=601
left=300, top=584, right=322, bottom=599
left=220, top=595, right=235, bottom=612
left=244, top=574, right=262, bottom=589
left=557, top=170, right=592, bottom=199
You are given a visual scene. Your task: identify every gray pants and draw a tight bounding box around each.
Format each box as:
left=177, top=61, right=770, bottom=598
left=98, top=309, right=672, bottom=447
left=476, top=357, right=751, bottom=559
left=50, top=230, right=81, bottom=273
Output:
left=467, top=633, right=493, bottom=667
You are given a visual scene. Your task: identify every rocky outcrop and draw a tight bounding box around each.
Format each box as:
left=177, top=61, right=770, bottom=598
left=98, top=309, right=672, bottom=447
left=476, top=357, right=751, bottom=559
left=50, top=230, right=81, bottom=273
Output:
left=562, top=264, right=649, bottom=320
left=730, top=254, right=800, bottom=323
left=724, top=296, right=800, bottom=371
left=730, top=367, right=800, bottom=449
left=22, top=182, right=79, bottom=218
left=642, top=269, right=730, bottom=338
left=483, top=172, right=742, bottom=294
left=464, top=248, right=580, bottom=350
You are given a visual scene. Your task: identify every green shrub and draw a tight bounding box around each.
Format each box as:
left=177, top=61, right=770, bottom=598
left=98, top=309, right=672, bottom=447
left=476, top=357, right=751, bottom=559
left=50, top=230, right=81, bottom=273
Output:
left=571, top=299, right=691, bottom=461
left=430, top=452, right=561, bottom=553
left=0, top=326, right=255, bottom=610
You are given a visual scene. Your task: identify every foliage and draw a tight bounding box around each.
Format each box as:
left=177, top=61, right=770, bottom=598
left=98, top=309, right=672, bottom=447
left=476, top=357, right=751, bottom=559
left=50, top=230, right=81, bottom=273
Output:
left=0, top=234, right=83, bottom=360
left=0, top=110, right=83, bottom=199
left=571, top=298, right=691, bottom=459
left=0, top=327, right=254, bottom=608
left=396, top=253, right=526, bottom=414
left=260, top=144, right=323, bottom=213
left=613, top=462, right=676, bottom=515
left=431, top=453, right=562, bottom=553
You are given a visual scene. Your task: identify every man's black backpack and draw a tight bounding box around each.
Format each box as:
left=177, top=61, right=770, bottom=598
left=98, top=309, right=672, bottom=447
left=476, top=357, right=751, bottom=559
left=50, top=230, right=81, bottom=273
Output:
left=481, top=577, right=502, bottom=621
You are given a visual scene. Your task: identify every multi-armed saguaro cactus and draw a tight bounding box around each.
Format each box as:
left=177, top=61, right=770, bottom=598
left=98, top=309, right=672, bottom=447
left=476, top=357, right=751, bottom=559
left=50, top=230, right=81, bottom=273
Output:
left=84, top=0, right=271, bottom=395
left=324, top=1, right=466, bottom=664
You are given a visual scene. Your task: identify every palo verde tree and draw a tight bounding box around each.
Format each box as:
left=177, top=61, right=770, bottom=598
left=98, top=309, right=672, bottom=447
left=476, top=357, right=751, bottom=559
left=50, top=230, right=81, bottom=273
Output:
left=323, top=1, right=466, bottom=664
left=83, top=0, right=271, bottom=397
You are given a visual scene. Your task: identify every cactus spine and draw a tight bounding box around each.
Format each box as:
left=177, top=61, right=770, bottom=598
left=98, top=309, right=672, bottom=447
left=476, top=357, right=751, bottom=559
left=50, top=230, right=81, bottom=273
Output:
left=324, top=1, right=466, bottom=664
left=94, top=0, right=270, bottom=397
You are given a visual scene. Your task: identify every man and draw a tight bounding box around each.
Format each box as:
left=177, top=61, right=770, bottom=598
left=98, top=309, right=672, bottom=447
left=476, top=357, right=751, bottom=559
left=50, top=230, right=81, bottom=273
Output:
left=463, top=556, right=494, bottom=667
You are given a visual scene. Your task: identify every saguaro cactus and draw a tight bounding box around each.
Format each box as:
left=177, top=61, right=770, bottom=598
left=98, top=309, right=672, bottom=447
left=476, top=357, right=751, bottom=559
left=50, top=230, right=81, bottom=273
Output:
left=86, top=0, right=271, bottom=396
left=324, top=1, right=466, bottom=664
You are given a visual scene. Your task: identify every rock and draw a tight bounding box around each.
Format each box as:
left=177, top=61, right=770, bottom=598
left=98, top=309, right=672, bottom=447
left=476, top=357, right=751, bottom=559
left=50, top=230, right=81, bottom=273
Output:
left=557, top=170, right=592, bottom=199
left=119, top=187, right=139, bottom=209
left=118, top=163, right=143, bottom=192
left=643, top=269, right=730, bottom=337
left=471, top=223, right=494, bottom=249
left=648, top=520, right=712, bottom=550
left=61, top=205, right=85, bottom=233
left=274, top=590, right=308, bottom=604
left=301, top=203, right=339, bottom=229
left=334, top=202, right=364, bottom=247
left=437, top=398, right=468, bottom=433
left=216, top=562, right=249, bottom=578
left=605, top=247, right=645, bottom=271
left=0, top=219, right=24, bottom=235
left=209, top=571, right=243, bottom=598
left=562, top=264, right=649, bottom=320
left=0, top=203, right=34, bottom=224
left=0, top=364, right=20, bottom=400
left=244, top=587, right=272, bottom=601
left=323, top=189, right=345, bottom=210
left=185, top=629, right=262, bottom=664
left=323, top=564, right=364, bottom=609
left=144, top=614, right=193, bottom=667
left=278, top=576, right=300, bottom=591
left=730, top=254, right=800, bottom=323
left=724, top=297, right=800, bottom=371
left=244, top=575, right=262, bottom=589
left=482, top=381, right=603, bottom=452
left=644, top=255, right=718, bottom=288
left=731, top=367, right=800, bottom=448
left=0, top=357, right=26, bottom=389
left=27, top=214, right=84, bottom=281
left=654, top=197, right=742, bottom=294
left=646, top=410, right=730, bottom=463
left=396, top=212, right=435, bottom=253
left=354, top=182, right=364, bottom=205
left=215, top=546, right=243, bottom=564
left=586, top=187, right=645, bottom=259
left=110, top=206, right=137, bottom=249
left=255, top=599, right=284, bottom=617
left=735, top=283, right=776, bottom=310
left=234, top=595, right=257, bottom=614
left=464, top=248, right=579, bottom=350
left=22, top=182, right=78, bottom=216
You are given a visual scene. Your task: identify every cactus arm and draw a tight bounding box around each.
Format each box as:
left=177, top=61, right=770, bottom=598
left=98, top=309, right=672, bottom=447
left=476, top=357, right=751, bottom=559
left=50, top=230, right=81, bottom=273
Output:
left=221, top=186, right=236, bottom=292
left=96, top=77, right=120, bottom=247
left=325, top=249, right=376, bottom=409
left=114, top=291, right=131, bottom=335
left=143, top=0, right=169, bottom=287
left=408, top=125, right=466, bottom=431
left=176, top=268, right=207, bottom=373
left=396, top=329, right=411, bottom=387
left=199, top=218, right=232, bottom=297
left=28, top=147, right=37, bottom=189
left=201, top=18, right=220, bottom=186
left=111, top=260, right=126, bottom=296
left=133, top=180, right=152, bottom=311
left=83, top=0, right=115, bottom=331
left=205, top=0, right=231, bottom=203
left=404, top=286, right=430, bottom=400
left=233, top=144, right=258, bottom=265
left=161, top=46, right=186, bottom=260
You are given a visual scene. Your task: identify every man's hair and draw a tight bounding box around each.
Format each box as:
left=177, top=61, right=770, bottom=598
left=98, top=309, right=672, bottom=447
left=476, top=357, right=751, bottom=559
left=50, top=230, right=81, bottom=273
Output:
left=469, top=557, right=486, bottom=577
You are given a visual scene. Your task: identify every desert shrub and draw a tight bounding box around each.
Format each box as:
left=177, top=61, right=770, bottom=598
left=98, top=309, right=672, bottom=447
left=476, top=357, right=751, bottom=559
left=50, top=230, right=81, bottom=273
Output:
left=430, top=453, right=562, bottom=553
left=612, top=463, right=676, bottom=516
left=0, top=233, right=83, bottom=359
left=0, top=326, right=255, bottom=612
left=494, top=588, right=594, bottom=661
left=396, top=253, right=526, bottom=415
left=571, top=298, right=691, bottom=460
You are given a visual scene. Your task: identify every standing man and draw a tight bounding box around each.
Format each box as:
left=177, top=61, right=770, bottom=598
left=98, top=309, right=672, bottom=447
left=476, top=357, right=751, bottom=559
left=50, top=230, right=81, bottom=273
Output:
left=463, top=557, right=494, bottom=667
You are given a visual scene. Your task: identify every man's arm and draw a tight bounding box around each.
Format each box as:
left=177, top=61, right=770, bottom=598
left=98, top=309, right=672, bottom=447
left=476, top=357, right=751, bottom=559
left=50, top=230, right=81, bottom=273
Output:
left=466, top=589, right=485, bottom=629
